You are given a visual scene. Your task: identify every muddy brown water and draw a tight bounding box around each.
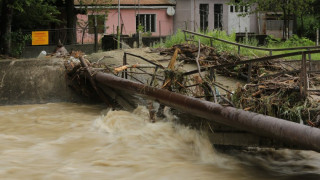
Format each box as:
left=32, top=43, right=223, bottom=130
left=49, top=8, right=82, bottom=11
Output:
left=1, top=103, right=319, bottom=180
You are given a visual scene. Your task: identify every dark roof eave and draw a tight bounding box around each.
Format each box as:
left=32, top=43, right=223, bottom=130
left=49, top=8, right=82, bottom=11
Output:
left=76, top=4, right=175, bottom=6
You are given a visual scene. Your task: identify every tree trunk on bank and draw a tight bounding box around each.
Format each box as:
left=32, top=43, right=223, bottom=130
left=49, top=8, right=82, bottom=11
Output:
left=282, top=6, right=287, bottom=40
left=300, top=14, right=304, bottom=37
left=293, top=14, right=297, bottom=35
left=66, top=0, right=76, bottom=44
left=287, top=10, right=290, bottom=39
left=0, top=0, right=13, bottom=55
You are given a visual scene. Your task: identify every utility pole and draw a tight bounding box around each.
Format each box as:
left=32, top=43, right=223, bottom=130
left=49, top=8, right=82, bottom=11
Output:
left=117, top=0, right=121, bottom=49
left=138, top=0, right=141, bottom=47
left=138, top=0, right=140, bottom=25
left=94, top=16, right=98, bottom=52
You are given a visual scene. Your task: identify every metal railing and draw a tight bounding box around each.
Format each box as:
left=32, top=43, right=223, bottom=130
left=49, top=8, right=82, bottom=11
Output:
left=182, top=30, right=320, bottom=97
left=183, top=30, right=320, bottom=56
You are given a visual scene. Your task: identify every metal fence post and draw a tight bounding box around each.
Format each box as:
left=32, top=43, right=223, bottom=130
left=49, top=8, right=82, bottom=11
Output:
left=300, top=52, right=308, bottom=98
left=122, top=53, right=127, bottom=79
left=247, top=63, right=252, bottom=83
left=94, top=25, right=98, bottom=52
left=308, top=48, right=312, bottom=69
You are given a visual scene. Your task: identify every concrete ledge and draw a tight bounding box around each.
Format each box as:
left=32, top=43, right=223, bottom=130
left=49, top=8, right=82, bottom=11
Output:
left=0, top=58, right=88, bottom=105
left=21, top=44, right=95, bottom=58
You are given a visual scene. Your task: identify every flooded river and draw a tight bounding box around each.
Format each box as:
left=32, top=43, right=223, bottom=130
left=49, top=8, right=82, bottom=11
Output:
left=0, top=103, right=319, bottom=180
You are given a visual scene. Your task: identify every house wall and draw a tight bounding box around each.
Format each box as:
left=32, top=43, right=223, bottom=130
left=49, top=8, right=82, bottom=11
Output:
left=106, top=9, right=173, bottom=36
left=76, top=8, right=174, bottom=44
left=194, top=0, right=229, bottom=32
left=174, top=0, right=229, bottom=32
left=174, top=0, right=259, bottom=34
left=174, top=0, right=192, bottom=31
left=228, top=5, right=250, bottom=33
left=77, top=14, right=105, bottom=44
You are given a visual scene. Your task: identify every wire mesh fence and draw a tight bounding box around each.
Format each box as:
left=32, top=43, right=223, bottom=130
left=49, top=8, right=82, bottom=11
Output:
left=21, top=27, right=102, bottom=46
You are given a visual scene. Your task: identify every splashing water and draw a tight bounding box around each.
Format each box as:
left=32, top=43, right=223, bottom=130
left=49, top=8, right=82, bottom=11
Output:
left=0, top=103, right=319, bottom=180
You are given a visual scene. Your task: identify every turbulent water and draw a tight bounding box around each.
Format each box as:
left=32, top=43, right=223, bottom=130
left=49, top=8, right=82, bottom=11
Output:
left=0, top=103, right=319, bottom=180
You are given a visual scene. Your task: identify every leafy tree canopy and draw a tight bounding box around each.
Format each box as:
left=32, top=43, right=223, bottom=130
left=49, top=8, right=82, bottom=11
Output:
left=11, top=0, right=61, bottom=30
left=229, top=0, right=315, bottom=17
left=0, top=0, right=61, bottom=30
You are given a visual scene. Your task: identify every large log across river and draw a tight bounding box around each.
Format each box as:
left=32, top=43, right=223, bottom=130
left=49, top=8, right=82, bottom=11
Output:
left=94, top=72, right=320, bottom=152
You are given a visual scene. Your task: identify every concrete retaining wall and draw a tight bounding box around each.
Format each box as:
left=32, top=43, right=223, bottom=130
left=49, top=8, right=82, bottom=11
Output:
left=21, top=44, right=95, bottom=59
left=0, top=58, right=88, bottom=105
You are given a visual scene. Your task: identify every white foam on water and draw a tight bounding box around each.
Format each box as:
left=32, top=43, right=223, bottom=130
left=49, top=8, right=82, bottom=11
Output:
left=0, top=103, right=319, bottom=180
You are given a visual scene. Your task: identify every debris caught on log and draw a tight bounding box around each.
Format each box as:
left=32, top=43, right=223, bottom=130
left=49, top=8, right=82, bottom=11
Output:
left=154, top=43, right=285, bottom=80
left=231, top=74, right=320, bottom=124
left=64, top=42, right=320, bottom=128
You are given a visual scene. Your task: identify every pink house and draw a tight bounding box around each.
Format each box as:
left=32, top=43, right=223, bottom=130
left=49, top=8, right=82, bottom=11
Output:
left=75, top=0, right=176, bottom=44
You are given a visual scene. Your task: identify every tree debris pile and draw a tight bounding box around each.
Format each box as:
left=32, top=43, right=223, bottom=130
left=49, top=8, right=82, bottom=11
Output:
left=231, top=74, right=320, bottom=126
left=62, top=46, right=320, bottom=128
left=157, top=43, right=283, bottom=80
left=64, top=56, right=113, bottom=101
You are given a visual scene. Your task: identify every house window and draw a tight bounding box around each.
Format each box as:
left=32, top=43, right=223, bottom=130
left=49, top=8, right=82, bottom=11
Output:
left=245, top=6, right=248, bottom=12
left=200, top=4, right=209, bottom=31
left=88, top=15, right=105, bottom=34
left=214, top=4, right=223, bottom=30
left=230, top=6, right=234, bottom=13
left=235, top=5, right=239, bottom=12
left=136, top=14, right=156, bottom=32
left=240, top=6, right=244, bottom=12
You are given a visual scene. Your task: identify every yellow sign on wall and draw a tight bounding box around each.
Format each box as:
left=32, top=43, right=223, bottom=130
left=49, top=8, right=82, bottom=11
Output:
left=32, top=31, right=49, bottom=45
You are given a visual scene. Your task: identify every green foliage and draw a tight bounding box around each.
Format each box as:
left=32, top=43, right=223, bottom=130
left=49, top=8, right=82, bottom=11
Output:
left=267, top=35, right=314, bottom=47
left=197, top=30, right=237, bottom=54
left=284, top=35, right=314, bottom=47
left=142, top=31, right=152, bottom=37
left=12, top=0, right=61, bottom=30
left=231, top=0, right=316, bottom=40
left=232, top=86, right=315, bottom=123
left=297, top=15, right=320, bottom=40
left=154, top=29, right=238, bottom=54
left=265, top=35, right=281, bottom=44
left=154, top=29, right=186, bottom=48
left=10, top=30, right=31, bottom=57
left=137, top=24, right=144, bottom=33
left=154, top=28, right=319, bottom=60
left=230, top=0, right=315, bottom=16
left=0, top=0, right=61, bottom=30
left=77, top=1, right=110, bottom=35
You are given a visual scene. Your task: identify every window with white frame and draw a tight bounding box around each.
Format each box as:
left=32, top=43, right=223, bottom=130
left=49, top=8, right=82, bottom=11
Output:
left=136, top=14, right=156, bottom=32
left=230, top=0, right=249, bottom=14
left=199, top=4, right=209, bottom=31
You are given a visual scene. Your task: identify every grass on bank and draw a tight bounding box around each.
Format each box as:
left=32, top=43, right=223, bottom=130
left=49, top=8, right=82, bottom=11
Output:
left=154, top=29, right=320, bottom=60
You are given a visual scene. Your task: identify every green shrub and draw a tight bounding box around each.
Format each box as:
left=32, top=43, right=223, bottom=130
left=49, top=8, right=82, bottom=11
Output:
left=154, top=29, right=319, bottom=60
left=10, top=30, right=31, bottom=57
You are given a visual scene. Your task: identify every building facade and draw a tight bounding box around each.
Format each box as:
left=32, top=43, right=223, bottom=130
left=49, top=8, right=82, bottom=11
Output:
left=75, top=0, right=176, bottom=44
left=174, top=0, right=258, bottom=34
